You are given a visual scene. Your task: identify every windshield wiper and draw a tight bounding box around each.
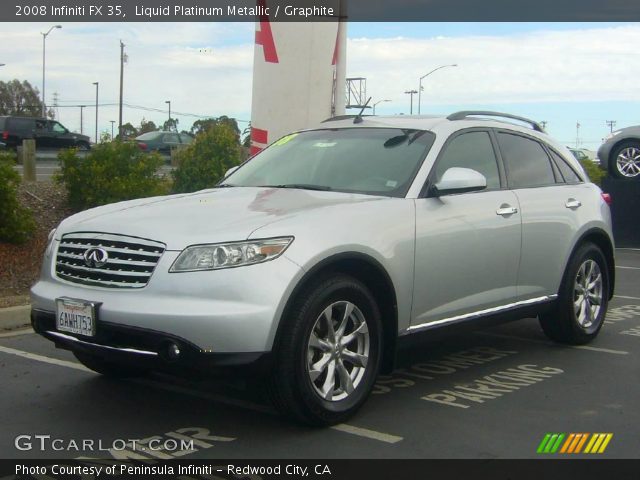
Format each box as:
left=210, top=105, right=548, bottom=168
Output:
left=258, top=184, right=332, bottom=191
left=214, top=183, right=235, bottom=188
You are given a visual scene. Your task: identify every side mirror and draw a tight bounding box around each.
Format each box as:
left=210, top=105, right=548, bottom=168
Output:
left=225, top=166, right=239, bottom=177
left=433, top=167, right=487, bottom=196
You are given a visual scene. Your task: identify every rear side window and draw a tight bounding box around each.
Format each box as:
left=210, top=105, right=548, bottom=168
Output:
left=497, top=132, right=556, bottom=188
left=163, top=133, right=179, bottom=143
left=9, top=117, right=34, bottom=131
left=179, top=134, right=193, bottom=144
left=434, top=131, right=501, bottom=189
left=550, top=150, right=582, bottom=183
left=0, top=118, right=5, bottom=130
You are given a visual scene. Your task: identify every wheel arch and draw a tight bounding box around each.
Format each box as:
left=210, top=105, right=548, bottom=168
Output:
left=607, top=137, right=640, bottom=163
left=565, top=228, right=615, bottom=300
left=274, top=252, right=399, bottom=374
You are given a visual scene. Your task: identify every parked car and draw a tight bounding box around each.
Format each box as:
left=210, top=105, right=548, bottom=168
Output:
left=597, top=126, right=640, bottom=179
left=134, top=131, right=193, bottom=153
left=0, top=116, right=91, bottom=150
left=32, top=111, right=614, bottom=426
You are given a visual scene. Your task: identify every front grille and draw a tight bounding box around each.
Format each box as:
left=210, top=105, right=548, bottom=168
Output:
left=55, top=232, right=166, bottom=289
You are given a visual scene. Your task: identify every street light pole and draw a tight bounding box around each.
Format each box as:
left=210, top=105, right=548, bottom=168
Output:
left=41, top=25, right=62, bottom=117
left=372, top=99, right=391, bottom=115
left=165, top=100, right=171, bottom=129
left=418, top=64, right=457, bottom=115
left=404, top=90, right=418, bottom=115
left=79, top=105, right=85, bottom=134
left=93, top=82, right=99, bottom=143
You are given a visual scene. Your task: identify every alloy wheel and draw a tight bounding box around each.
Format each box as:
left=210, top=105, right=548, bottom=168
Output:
left=616, top=146, right=640, bottom=177
left=306, top=301, right=370, bottom=402
left=573, top=259, right=603, bottom=329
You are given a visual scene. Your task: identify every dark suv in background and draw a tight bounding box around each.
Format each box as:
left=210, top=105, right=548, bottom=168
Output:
left=0, top=116, right=91, bottom=150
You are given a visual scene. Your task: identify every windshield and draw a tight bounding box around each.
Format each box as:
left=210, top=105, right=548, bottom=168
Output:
left=226, top=128, right=435, bottom=197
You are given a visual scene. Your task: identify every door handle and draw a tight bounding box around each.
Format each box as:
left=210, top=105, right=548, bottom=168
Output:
left=496, top=205, right=518, bottom=216
left=565, top=199, right=582, bottom=209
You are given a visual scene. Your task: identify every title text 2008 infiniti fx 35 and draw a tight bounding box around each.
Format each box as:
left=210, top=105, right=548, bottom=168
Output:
left=31, top=111, right=615, bottom=425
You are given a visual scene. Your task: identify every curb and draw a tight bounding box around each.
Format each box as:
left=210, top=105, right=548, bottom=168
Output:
left=0, top=305, right=31, bottom=331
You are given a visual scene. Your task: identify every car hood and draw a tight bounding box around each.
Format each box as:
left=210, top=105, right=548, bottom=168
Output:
left=56, top=187, right=384, bottom=250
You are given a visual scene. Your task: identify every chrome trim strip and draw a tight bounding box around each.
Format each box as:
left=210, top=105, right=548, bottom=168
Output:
left=406, top=295, right=558, bottom=333
left=45, top=331, right=158, bottom=356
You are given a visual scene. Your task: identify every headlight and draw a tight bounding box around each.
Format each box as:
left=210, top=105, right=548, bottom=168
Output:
left=45, top=228, right=57, bottom=257
left=170, top=237, right=294, bottom=272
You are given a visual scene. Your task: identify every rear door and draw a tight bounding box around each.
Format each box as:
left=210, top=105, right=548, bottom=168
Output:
left=496, top=131, right=582, bottom=299
left=412, top=129, right=522, bottom=329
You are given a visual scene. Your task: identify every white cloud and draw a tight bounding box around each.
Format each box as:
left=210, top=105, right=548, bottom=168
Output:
left=0, top=22, right=638, bottom=140
left=347, top=24, right=640, bottom=108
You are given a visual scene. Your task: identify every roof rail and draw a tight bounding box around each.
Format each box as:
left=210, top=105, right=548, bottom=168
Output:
left=321, top=115, right=367, bottom=123
left=446, top=111, right=545, bottom=132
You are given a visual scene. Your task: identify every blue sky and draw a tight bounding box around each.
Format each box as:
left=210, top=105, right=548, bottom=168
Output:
left=0, top=21, right=636, bottom=150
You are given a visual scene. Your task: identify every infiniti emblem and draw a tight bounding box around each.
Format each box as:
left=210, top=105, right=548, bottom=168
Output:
left=84, top=248, right=109, bottom=268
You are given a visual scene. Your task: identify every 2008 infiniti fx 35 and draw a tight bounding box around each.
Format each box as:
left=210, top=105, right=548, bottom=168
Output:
left=31, top=111, right=615, bottom=425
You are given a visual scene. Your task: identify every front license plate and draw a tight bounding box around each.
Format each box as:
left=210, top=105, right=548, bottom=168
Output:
left=55, top=298, right=97, bottom=337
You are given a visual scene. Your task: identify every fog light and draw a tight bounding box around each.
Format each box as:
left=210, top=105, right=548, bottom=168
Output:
left=167, top=343, right=181, bottom=359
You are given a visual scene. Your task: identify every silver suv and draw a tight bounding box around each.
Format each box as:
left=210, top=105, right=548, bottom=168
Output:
left=31, top=111, right=615, bottom=425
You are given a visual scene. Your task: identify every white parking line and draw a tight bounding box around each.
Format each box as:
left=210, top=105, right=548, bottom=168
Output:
left=571, top=345, right=630, bottom=355
left=0, top=345, right=91, bottom=371
left=617, top=248, right=640, bottom=252
left=616, top=266, right=640, bottom=271
left=331, top=423, right=403, bottom=444
left=476, top=332, right=629, bottom=355
left=615, top=295, right=640, bottom=301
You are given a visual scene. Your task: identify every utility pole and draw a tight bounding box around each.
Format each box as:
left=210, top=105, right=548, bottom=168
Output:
left=606, top=120, right=617, bottom=133
left=93, top=82, right=99, bottom=143
left=118, top=40, right=125, bottom=139
left=79, top=105, right=85, bottom=134
left=575, top=122, right=581, bottom=148
left=405, top=90, right=418, bottom=115
left=110, top=120, right=115, bottom=140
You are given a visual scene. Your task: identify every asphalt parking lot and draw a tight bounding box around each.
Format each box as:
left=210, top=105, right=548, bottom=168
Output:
left=1, top=248, right=638, bottom=460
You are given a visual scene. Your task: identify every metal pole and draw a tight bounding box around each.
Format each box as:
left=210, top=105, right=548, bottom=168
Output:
left=41, top=33, right=46, bottom=117
left=93, top=82, right=99, bottom=143
left=119, top=40, right=124, bottom=139
left=41, top=26, right=61, bottom=118
left=417, top=64, right=457, bottom=115
left=80, top=105, right=84, bottom=134
left=110, top=120, right=115, bottom=139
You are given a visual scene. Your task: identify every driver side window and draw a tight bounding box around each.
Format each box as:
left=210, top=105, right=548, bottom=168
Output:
left=434, top=131, right=501, bottom=190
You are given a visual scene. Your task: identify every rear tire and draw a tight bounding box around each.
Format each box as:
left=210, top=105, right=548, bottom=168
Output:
left=539, top=243, right=609, bottom=345
left=74, top=351, right=148, bottom=378
left=268, top=274, right=382, bottom=426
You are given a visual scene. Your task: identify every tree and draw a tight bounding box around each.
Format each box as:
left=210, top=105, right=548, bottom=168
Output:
left=190, top=116, right=241, bottom=141
left=162, top=118, right=179, bottom=132
left=0, top=79, right=51, bottom=117
left=171, top=123, right=241, bottom=193
left=139, top=117, right=157, bottom=135
left=118, top=122, right=138, bottom=140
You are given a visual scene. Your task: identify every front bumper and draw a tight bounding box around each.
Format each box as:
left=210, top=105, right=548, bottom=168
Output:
left=32, top=310, right=273, bottom=375
left=31, top=247, right=305, bottom=353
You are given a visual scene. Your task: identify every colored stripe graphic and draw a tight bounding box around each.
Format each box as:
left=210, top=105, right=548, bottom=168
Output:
left=537, top=433, right=565, bottom=453
left=540, top=433, right=613, bottom=454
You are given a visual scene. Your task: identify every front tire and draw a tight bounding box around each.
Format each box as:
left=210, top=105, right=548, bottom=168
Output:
left=268, top=274, right=382, bottom=426
left=539, top=243, right=609, bottom=344
left=609, top=141, right=640, bottom=179
left=74, top=351, right=149, bottom=378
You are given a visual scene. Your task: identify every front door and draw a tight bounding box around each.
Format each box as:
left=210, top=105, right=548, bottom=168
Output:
left=412, top=130, right=522, bottom=329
